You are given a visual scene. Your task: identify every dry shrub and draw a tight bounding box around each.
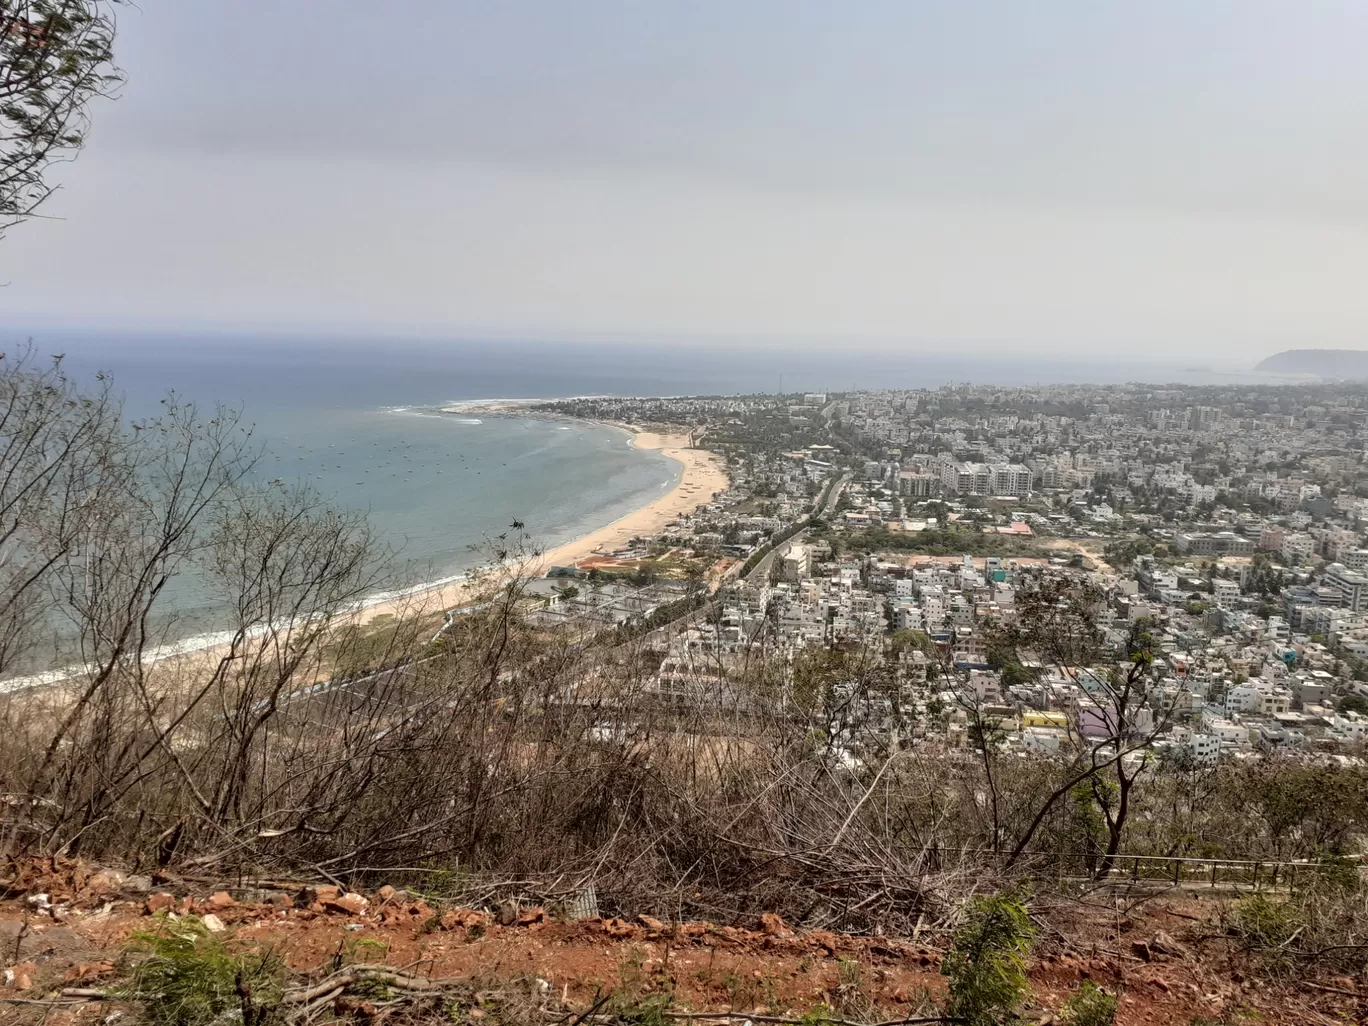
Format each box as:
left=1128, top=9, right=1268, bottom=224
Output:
left=4, top=352, right=1367, bottom=944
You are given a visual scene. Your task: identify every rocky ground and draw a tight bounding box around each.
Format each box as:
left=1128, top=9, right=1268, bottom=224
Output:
left=1, top=859, right=1363, bottom=1025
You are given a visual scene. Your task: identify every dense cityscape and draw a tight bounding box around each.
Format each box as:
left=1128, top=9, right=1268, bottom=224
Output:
left=540, top=382, right=1368, bottom=767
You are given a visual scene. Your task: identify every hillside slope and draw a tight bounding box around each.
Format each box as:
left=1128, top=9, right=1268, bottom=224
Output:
left=2, top=860, right=1364, bottom=1026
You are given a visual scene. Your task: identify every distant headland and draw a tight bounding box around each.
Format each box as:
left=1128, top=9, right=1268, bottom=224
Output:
left=1255, top=349, right=1368, bottom=379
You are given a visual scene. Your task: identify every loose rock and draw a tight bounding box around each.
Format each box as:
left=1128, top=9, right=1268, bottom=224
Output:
left=86, top=868, right=125, bottom=894
left=324, top=892, right=368, bottom=915
left=759, top=912, right=792, bottom=938
left=205, top=891, right=235, bottom=909
left=1150, top=930, right=1190, bottom=958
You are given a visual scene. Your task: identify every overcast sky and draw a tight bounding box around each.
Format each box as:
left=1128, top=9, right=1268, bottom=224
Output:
left=3, top=1, right=1367, bottom=361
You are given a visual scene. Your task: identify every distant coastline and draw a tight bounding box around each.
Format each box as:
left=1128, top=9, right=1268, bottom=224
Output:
left=0, top=408, right=728, bottom=692
left=1253, top=348, right=1368, bottom=380
left=356, top=411, right=729, bottom=622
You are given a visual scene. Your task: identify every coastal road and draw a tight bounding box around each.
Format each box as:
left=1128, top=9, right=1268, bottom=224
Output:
left=743, top=532, right=802, bottom=585
left=817, top=473, right=851, bottom=519
left=283, top=471, right=853, bottom=692
left=643, top=471, right=851, bottom=643
left=723, top=472, right=849, bottom=587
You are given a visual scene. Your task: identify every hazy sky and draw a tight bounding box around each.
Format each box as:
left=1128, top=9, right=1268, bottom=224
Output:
left=4, top=1, right=1368, bottom=361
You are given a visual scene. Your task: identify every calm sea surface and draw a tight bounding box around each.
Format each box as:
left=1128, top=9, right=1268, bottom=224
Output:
left=5, top=331, right=692, bottom=637
left=0, top=327, right=1275, bottom=640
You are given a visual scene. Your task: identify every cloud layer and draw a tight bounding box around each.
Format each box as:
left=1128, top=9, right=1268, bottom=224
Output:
left=4, top=1, right=1366, bottom=362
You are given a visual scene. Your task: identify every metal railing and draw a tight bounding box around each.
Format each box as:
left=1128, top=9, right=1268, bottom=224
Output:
left=923, top=846, right=1356, bottom=892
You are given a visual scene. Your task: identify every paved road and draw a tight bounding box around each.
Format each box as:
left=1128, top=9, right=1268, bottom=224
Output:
left=817, top=473, right=851, bottom=518
left=645, top=472, right=851, bottom=643
left=294, top=471, right=853, bottom=689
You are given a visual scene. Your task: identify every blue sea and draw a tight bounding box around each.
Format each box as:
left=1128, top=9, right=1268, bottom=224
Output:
left=5, top=330, right=701, bottom=639
left=0, top=327, right=1275, bottom=644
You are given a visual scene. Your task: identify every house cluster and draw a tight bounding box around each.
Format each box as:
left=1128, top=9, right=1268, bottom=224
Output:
left=834, top=383, right=1368, bottom=535
left=537, top=384, right=1368, bottom=767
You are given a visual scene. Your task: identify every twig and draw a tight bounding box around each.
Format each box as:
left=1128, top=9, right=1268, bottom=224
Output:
left=286, top=984, right=344, bottom=1022
left=283, top=977, right=355, bottom=1005
left=1275, top=925, right=1305, bottom=951
left=655, top=1013, right=960, bottom=1026
left=1302, top=981, right=1360, bottom=997
left=1159, top=906, right=1204, bottom=921
left=59, top=987, right=118, bottom=999
left=310, top=862, right=347, bottom=890
left=282, top=964, right=469, bottom=1003
left=564, top=989, right=612, bottom=1026
left=10, top=914, right=26, bottom=964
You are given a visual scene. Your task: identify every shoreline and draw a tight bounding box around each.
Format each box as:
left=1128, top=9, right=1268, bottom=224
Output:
left=355, top=422, right=728, bottom=621
left=0, top=416, right=728, bottom=692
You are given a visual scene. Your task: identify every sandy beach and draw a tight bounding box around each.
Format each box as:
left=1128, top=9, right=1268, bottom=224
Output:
left=356, top=425, right=728, bottom=622
left=1, top=424, right=728, bottom=695
left=541, top=429, right=727, bottom=565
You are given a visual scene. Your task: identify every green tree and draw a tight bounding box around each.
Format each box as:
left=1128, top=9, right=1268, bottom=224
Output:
left=123, top=916, right=285, bottom=1026
left=890, top=628, right=938, bottom=659
left=631, top=560, right=661, bottom=586
left=1061, top=982, right=1117, bottom=1026
left=0, top=2, right=124, bottom=236
left=1340, top=693, right=1368, bottom=716
left=987, top=643, right=1040, bottom=689
left=942, top=891, right=1036, bottom=1026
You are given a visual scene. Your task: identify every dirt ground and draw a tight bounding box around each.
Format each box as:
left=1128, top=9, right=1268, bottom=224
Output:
left=2, top=862, right=1363, bottom=1025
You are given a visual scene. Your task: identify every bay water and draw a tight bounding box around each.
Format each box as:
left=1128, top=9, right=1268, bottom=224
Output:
left=3, top=330, right=686, bottom=643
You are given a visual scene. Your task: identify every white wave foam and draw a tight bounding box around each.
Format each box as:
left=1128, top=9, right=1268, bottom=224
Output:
left=0, top=625, right=256, bottom=695
left=0, top=565, right=497, bottom=695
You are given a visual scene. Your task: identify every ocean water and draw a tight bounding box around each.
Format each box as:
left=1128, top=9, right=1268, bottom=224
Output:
left=2, top=330, right=690, bottom=638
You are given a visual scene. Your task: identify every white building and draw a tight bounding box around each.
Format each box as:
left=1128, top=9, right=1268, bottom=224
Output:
left=940, top=461, right=1032, bottom=498
left=1324, top=563, right=1368, bottom=613
left=780, top=544, right=810, bottom=583
left=1281, top=532, right=1317, bottom=564
left=1170, top=726, right=1222, bottom=765
left=1201, top=715, right=1250, bottom=746
left=1212, top=578, right=1242, bottom=608
left=1225, top=681, right=1291, bottom=718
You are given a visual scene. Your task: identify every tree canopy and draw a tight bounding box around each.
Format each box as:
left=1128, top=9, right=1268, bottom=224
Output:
left=0, top=1, right=122, bottom=236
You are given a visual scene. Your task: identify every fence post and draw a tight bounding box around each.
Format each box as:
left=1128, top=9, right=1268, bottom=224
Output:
left=1173, top=858, right=1180, bottom=886
left=1211, top=862, right=1217, bottom=888
left=1252, top=862, right=1260, bottom=891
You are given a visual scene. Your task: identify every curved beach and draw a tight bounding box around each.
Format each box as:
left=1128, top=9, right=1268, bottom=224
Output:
left=0, top=426, right=727, bottom=693
left=538, top=429, right=728, bottom=568
left=358, top=427, right=728, bottom=621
